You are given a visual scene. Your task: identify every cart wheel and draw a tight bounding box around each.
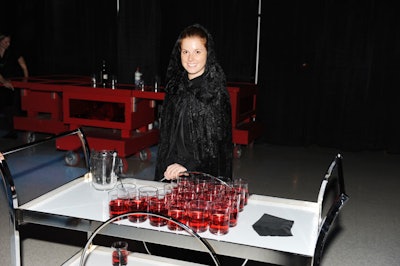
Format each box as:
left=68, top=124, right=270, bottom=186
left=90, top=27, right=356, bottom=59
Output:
left=117, top=158, right=129, bottom=174
left=233, top=145, right=242, bottom=159
left=23, top=131, right=36, bottom=143
left=139, top=148, right=152, bottom=161
left=65, top=151, right=80, bottom=166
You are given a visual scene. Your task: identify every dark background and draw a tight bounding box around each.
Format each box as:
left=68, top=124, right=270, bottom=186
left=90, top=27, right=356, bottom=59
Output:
left=1, top=0, right=399, bottom=153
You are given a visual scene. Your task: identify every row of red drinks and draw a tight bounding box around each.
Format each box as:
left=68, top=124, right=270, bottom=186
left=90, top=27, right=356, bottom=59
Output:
left=109, top=173, right=249, bottom=235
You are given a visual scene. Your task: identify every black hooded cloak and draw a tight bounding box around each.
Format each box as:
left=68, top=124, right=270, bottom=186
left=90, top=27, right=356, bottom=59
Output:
left=154, top=24, right=233, bottom=180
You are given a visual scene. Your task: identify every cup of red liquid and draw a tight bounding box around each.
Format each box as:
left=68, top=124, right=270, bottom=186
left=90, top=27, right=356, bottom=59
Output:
left=226, top=188, right=241, bottom=227
left=125, top=188, right=146, bottom=223
left=108, top=189, right=128, bottom=219
left=187, top=200, right=210, bottom=233
left=111, top=241, right=128, bottom=266
left=148, top=195, right=168, bottom=227
left=234, top=177, right=249, bottom=207
left=134, top=186, right=158, bottom=222
left=167, top=199, right=188, bottom=231
left=209, top=200, right=231, bottom=235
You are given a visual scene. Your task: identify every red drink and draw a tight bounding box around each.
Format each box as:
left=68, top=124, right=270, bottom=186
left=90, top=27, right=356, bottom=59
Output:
left=111, top=241, right=128, bottom=266
left=234, top=178, right=249, bottom=207
left=244, top=188, right=249, bottom=205
left=234, top=186, right=245, bottom=212
left=209, top=201, right=230, bottom=235
left=229, top=207, right=239, bottom=227
left=127, top=198, right=148, bottom=223
left=167, top=209, right=187, bottom=231
left=228, top=191, right=241, bottom=227
left=109, top=199, right=128, bottom=219
left=149, top=198, right=168, bottom=227
left=188, top=210, right=209, bottom=233
left=112, top=249, right=128, bottom=266
left=209, top=212, right=230, bottom=235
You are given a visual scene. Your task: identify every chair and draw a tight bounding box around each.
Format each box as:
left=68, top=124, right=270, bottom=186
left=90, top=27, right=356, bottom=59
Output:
left=313, top=154, right=349, bottom=266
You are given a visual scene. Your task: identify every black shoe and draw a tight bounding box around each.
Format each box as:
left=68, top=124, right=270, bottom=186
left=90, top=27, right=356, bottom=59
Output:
left=2, top=131, right=18, bottom=139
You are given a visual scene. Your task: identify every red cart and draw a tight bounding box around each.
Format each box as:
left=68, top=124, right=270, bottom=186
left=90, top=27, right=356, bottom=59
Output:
left=11, top=76, right=262, bottom=161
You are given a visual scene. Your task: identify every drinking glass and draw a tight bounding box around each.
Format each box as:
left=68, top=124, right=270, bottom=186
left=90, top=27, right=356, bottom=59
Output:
left=167, top=199, right=188, bottom=231
left=187, top=200, right=210, bottom=233
left=209, top=200, right=230, bottom=235
left=111, top=241, right=128, bottom=266
left=108, top=189, right=127, bottom=219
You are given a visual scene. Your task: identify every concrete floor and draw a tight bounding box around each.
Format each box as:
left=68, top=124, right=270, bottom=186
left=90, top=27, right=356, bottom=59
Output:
left=1, top=130, right=400, bottom=265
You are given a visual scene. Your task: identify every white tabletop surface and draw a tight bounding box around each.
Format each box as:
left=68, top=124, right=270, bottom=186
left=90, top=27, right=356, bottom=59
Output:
left=20, top=176, right=319, bottom=257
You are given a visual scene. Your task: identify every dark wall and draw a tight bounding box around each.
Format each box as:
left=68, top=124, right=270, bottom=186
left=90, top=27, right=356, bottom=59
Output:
left=2, top=0, right=399, bottom=153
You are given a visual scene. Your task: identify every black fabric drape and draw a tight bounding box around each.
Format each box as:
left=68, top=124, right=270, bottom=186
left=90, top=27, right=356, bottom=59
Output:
left=117, top=0, right=162, bottom=84
left=257, top=1, right=400, bottom=153
left=4, top=0, right=399, bottom=153
left=2, top=0, right=117, bottom=76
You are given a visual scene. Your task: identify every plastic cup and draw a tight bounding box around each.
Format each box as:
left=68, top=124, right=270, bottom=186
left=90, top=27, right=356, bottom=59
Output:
left=134, top=186, right=158, bottom=222
left=187, top=200, right=210, bottom=233
left=234, top=178, right=249, bottom=207
left=148, top=195, right=168, bottom=227
left=108, top=189, right=127, bottom=219
left=209, top=200, right=230, bottom=235
left=111, top=241, right=128, bottom=266
left=167, top=199, right=188, bottom=231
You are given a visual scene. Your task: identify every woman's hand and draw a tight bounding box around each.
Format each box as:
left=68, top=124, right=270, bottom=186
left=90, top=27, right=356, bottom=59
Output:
left=164, top=163, right=187, bottom=180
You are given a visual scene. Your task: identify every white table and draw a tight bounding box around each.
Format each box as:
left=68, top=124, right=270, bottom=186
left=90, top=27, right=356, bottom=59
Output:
left=18, top=176, right=319, bottom=265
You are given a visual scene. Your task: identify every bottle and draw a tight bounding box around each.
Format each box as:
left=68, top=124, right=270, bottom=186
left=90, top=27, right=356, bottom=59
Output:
left=91, top=73, right=97, bottom=88
left=134, top=67, right=143, bottom=89
left=100, top=60, right=109, bottom=87
left=154, top=75, right=160, bottom=92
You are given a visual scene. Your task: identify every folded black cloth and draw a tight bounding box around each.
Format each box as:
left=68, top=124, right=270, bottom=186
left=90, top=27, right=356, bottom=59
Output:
left=252, top=213, right=294, bottom=236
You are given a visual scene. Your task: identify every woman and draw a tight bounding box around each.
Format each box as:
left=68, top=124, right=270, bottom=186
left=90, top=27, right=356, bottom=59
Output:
left=0, top=33, right=29, bottom=138
left=155, top=24, right=233, bottom=180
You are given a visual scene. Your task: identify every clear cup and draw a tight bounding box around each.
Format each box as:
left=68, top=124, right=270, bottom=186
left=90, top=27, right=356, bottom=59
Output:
left=90, top=150, right=118, bottom=191
left=209, top=200, right=231, bottom=235
left=148, top=196, right=168, bottom=227
left=108, top=189, right=128, bottom=220
left=187, top=200, right=210, bottom=233
left=111, top=241, right=128, bottom=266
left=234, top=177, right=249, bottom=206
left=225, top=187, right=241, bottom=227
left=167, top=199, right=188, bottom=231
left=137, top=186, right=158, bottom=222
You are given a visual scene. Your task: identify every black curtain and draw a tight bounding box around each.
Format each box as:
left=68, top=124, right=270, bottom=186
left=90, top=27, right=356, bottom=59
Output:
left=117, top=0, right=162, bottom=84
left=2, top=0, right=117, bottom=76
left=4, top=0, right=399, bottom=153
left=257, top=0, right=400, bottom=153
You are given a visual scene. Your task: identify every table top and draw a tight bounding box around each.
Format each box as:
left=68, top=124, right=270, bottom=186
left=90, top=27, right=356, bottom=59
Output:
left=19, top=176, right=319, bottom=261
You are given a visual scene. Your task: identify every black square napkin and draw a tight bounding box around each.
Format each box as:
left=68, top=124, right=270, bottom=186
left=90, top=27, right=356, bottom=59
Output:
left=252, top=213, right=294, bottom=237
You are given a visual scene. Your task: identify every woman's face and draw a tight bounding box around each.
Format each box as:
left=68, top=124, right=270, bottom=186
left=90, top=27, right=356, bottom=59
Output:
left=0, top=36, right=11, bottom=50
left=180, top=36, right=207, bottom=80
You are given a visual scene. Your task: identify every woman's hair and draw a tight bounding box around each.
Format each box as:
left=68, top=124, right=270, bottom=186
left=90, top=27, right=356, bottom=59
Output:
left=165, top=24, right=222, bottom=88
left=177, top=24, right=209, bottom=52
